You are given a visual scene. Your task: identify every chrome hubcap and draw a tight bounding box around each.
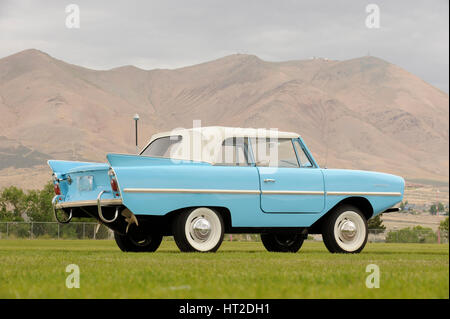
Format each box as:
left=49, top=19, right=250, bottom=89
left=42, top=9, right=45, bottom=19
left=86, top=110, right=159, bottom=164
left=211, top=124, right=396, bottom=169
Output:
left=339, top=220, right=357, bottom=241
left=191, top=217, right=211, bottom=242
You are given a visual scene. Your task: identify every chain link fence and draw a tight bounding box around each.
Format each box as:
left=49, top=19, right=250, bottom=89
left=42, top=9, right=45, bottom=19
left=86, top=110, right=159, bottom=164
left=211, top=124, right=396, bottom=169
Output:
left=0, top=222, right=113, bottom=240
left=368, top=228, right=449, bottom=244
left=0, top=222, right=448, bottom=243
left=298, top=229, right=449, bottom=244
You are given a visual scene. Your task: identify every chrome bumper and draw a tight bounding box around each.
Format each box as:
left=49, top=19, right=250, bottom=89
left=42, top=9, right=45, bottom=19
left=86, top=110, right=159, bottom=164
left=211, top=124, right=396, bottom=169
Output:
left=52, top=192, right=122, bottom=224
left=54, top=198, right=122, bottom=209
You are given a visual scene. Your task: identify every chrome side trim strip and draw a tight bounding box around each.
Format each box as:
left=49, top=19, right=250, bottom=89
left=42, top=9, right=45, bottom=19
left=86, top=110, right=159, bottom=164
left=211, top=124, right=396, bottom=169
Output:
left=261, top=190, right=325, bottom=195
left=122, top=188, right=400, bottom=197
left=123, top=188, right=260, bottom=194
left=55, top=198, right=122, bottom=208
left=326, top=191, right=402, bottom=196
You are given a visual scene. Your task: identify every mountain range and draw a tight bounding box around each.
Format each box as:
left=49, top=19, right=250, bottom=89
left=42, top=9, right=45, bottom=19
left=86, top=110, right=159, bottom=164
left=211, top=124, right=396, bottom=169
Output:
left=0, top=49, right=448, bottom=189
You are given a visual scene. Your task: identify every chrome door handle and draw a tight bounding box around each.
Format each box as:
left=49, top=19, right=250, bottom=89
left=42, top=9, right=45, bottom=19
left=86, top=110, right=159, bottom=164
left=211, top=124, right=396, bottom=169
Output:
left=264, top=179, right=276, bottom=183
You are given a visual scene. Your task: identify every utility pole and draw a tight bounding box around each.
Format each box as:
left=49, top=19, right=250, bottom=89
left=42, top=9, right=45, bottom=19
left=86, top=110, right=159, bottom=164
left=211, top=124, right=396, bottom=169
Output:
left=133, top=114, right=140, bottom=154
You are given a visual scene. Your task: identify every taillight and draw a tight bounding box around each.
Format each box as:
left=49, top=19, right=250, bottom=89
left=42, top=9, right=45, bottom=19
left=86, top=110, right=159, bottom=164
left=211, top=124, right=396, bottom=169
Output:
left=54, top=183, right=61, bottom=195
left=110, top=177, right=119, bottom=192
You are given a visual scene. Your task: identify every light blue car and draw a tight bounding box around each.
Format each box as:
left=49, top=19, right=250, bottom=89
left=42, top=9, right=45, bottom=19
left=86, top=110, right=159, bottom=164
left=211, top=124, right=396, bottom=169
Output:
left=49, top=126, right=404, bottom=254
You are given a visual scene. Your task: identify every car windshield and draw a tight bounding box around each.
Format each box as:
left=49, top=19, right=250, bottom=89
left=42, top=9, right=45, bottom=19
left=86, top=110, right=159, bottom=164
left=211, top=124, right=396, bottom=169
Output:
left=140, top=135, right=182, bottom=157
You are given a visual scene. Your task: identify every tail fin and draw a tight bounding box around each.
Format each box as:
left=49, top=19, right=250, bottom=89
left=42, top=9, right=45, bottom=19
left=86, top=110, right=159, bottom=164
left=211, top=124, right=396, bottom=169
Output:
left=47, top=160, right=100, bottom=174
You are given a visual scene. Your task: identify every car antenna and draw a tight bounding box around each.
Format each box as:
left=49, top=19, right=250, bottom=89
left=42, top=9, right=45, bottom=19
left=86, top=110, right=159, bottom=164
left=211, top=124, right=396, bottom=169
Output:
left=323, top=108, right=329, bottom=169
left=133, top=113, right=140, bottom=154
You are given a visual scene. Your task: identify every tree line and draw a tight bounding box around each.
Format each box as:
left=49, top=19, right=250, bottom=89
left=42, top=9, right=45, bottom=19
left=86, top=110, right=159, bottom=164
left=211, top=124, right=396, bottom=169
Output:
left=0, top=181, right=55, bottom=222
left=0, top=182, right=113, bottom=239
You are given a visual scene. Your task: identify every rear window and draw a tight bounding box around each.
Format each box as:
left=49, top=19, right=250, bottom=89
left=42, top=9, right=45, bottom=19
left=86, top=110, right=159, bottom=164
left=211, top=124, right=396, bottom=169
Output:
left=140, top=136, right=182, bottom=158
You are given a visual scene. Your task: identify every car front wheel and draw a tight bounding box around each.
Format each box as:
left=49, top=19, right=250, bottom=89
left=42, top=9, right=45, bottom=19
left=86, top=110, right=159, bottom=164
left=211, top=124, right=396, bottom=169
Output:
left=173, top=207, right=224, bottom=252
left=260, top=233, right=304, bottom=252
left=321, top=205, right=368, bottom=253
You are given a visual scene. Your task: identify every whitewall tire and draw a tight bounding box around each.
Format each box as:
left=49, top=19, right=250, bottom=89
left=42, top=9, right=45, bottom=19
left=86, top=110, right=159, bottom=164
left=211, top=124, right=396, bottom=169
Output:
left=322, top=205, right=368, bottom=253
left=173, top=207, right=224, bottom=252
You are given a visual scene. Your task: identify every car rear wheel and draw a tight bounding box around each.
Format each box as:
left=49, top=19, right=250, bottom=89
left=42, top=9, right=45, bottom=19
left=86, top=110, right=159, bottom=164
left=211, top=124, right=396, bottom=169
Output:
left=114, top=230, right=163, bottom=252
left=173, top=207, right=224, bottom=252
left=321, top=204, right=368, bottom=253
left=260, top=233, right=304, bottom=252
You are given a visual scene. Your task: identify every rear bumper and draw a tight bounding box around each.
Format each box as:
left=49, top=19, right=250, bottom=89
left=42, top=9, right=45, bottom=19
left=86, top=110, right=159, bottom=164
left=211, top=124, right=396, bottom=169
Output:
left=54, top=198, right=122, bottom=209
left=53, top=191, right=123, bottom=225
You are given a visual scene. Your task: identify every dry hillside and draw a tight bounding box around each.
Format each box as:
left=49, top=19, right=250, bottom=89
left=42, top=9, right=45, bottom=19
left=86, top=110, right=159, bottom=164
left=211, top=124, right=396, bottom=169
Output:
left=0, top=49, right=448, bottom=189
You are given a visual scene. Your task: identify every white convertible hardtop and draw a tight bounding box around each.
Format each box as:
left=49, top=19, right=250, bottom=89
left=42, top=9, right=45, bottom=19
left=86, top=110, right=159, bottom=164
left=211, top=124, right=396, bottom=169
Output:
left=142, top=126, right=300, bottom=164
left=149, top=126, right=299, bottom=141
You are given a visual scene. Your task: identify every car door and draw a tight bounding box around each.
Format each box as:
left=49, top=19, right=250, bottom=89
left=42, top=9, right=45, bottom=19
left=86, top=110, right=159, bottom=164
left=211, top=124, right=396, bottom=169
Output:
left=252, top=137, right=325, bottom=213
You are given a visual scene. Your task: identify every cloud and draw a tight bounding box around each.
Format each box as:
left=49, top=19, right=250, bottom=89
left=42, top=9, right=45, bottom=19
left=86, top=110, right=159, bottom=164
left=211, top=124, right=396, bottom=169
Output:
left=0, top=0, right=448, bottom=92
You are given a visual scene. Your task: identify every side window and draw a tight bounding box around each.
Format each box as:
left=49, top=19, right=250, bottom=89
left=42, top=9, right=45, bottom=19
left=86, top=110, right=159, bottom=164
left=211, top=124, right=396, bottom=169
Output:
left=215, top=137, right=251, bottom=166
left=293, top=140, right=313, bottom=168
left=252, top=138, right=299, bottom=168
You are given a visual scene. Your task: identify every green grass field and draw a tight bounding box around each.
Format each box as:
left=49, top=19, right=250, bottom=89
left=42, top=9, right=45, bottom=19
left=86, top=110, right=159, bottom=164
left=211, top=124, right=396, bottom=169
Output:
left=0, top=239, right=448, bottom=299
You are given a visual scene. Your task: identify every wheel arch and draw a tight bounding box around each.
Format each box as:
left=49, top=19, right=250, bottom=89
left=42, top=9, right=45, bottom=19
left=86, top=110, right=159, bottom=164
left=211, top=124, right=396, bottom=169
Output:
left=309, top=196, right=373, bottom=234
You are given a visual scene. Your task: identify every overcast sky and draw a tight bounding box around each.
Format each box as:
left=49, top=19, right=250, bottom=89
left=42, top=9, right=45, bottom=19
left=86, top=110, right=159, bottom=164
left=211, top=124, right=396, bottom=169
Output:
left=0, top=0, right=448, bottom=92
